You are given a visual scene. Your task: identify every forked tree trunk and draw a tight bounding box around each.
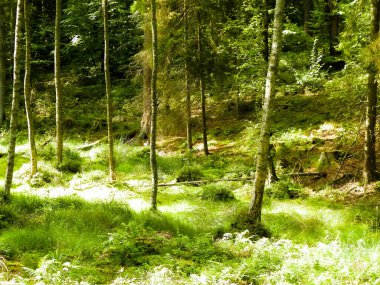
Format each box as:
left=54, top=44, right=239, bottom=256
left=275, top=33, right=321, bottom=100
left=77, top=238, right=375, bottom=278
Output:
left=150, top=0, right=159, bottom=210
left=364, top=0, right=380, bottom=184
left=198, top=12, right=209, bottom=156
left=184, top=0, right=192, bottom=150
left=24, top=0, right=37, bottom=176
left=102, top=0, right=116, bottom=182
left=248, top=0, right=286, bottom=224
left=3, top=0, right=23, bottom=201
left=55, top=0, right=63, bottom=166
left=0, top=5, right=6, bottom=126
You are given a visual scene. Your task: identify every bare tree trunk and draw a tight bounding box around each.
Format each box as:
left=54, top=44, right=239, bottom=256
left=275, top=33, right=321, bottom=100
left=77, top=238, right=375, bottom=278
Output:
left=327, top=0, right=339, bottom=56
left=364, top=0, right=380, bottom=184
left=248, top=0, right=286, bottom=224
left=55, top=0, right=63, bottom=166
left=198, top=12, right=209, bottom=156
left=184, top=0, right=192, bottom=150
left=0, top=5, right=6, bottom=126
left=140, top=21, right=152, bottom=140
left=150, top=0, right=159, bottom=210
left=102, top=0, right=116, bottom=182
left=24, top=0, right=37, bottom=177
left=3, top=0, right=23, bottom=201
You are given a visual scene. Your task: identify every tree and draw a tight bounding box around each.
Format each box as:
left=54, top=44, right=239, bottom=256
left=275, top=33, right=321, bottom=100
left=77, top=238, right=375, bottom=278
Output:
left=24, top=0, right=37, bottom=177
left=102, top=0, right=116, bottom=182
left=248, top=0, right=286, bottom=224
left=363, top=0, right=380, bottom=184
left=150, top=0, right=159, bottom=210
left=55, top=0, right=63, bottom=166
left=198, top=10, right=209, bottom=156
left=184, top=0, right=192, bottom=150
left=3, top=0, right=23, bottom=201
left=0, top=3, right=6, bottom=127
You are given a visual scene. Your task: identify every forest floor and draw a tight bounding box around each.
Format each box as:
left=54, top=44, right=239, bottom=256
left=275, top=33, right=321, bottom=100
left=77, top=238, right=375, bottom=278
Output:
left=1, top=91, right=380, bottom=284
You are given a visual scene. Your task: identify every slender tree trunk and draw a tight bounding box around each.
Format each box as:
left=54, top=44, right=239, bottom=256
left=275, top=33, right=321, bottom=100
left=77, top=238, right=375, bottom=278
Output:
left=248, top=0, right=286, bottom=224
left=184, top=0, right=192, bottom=150
left=24, top=0, right=37, bottom=177
left=304, top=0, right=312, bottom=35
left=140, top=22, right=152, bottom=140
left=0, top=5, right=6, bottom=126
left=364, top=0, right=380, bottom=184
left=150, top=0, right=159, bottom=210
left=198, top=12, right=209, bottom=156
left=102, top=0, right=116, bottom=182
left=3, top=0, right=23, bottom=201
left=262, top=0, right=269, bottom=62
left=55, top=0, right=63, bottom=166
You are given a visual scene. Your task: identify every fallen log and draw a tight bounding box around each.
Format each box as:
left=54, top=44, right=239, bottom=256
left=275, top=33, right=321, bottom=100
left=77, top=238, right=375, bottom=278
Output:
left=157, top=178, right=255, bottom=187
left=289, top=172, right=327, bottom=178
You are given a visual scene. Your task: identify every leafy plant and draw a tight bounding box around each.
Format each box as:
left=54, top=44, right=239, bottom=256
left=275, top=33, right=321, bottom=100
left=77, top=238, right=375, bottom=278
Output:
left=265, top=179, right=305, bottom=199
left=176, top=166, right=204, bottom=182
left=200, top=183, right=235, bottom=202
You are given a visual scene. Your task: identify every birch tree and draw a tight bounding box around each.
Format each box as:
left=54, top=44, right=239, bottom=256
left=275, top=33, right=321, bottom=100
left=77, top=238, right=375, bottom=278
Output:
left=24, top=0, right=37, bottom=177
left=3, top=0, right=23, bottom=201
left=102, top=0, right=116, bottom=181
left=0, top=3, right=6, bottom=127
left=248, top=0, right=286, bottom=224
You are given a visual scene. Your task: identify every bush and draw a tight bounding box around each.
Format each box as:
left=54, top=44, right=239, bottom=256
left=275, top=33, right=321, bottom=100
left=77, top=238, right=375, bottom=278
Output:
left=200, top=183, right=235, bottom=202
left=58, top=148, right=82, bottom=173
left=265, top=179, right=305, bottom=199
left=176, top=166, right=204, bottom=182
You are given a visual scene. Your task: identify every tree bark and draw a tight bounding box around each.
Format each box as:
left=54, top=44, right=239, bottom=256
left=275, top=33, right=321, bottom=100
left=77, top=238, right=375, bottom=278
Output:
left=140, top=19, right=152, bottom=140
left=0, top=4, right=6, bottom=126
left=150, top=0, right=159, bottom=210
left=198, top=12, right=209, bottom=156
left=24, top=0, right=37, bottom=177
left=184, top=0, right=192, bottom=150
left=327, top=0, right=339, bottom=56
left=102, top=0, right=116, bottom=182
left=248, top=0, right=286, bottom=224
left=3, top=0, right=23, bottom=201
left=304, top=0, right=312, bottom=35
left=55, top=0, right=63, bottom=166
left=262, top=0, right=269, bottom=62
left=363, top=0, right=380, bottom=184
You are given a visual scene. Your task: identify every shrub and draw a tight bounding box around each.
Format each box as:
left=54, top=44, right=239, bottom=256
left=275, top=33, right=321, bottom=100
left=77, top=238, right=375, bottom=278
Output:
left=265, top=179, right=305, bottom=199
left=200, top=183, right=235, bottom=202
left=58, top=148, right=82, bottom=173
left=176, top=166, right=204, bottom=182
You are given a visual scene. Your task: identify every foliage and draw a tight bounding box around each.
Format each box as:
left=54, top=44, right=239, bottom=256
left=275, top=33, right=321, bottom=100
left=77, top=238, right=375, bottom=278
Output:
left=176, top=166, right=204, bottom=182
left=265, top=179, right=305, bottom=199
left=200, top=183, right=235, bottom=202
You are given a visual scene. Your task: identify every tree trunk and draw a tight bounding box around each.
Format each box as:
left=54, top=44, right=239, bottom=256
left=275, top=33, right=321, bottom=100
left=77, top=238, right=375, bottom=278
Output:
left=198, top=12, right=209, bottom=156
left=304, top=0, right=312, bottom=35
left=3, top=0, right=23, bottom=201
left=0, top=4, right=6, bottom=126
left=262, top=0, right=269, bottom=62
left=364, top=0, right=380, bottom=184
left=55, top=0, right=63, bottom=166
left=140, top=20, right=152, bottom=140
left=102, top=0, right=116, bottom=182
left=24, top=0, right=37, bottom=177
left=184, top=0, right=192, bottom=150
left=248, top=0, right=286, bottom=224
left=150, top=0, right=159, bottom=210
left=327, top=0, right=339, bottom=56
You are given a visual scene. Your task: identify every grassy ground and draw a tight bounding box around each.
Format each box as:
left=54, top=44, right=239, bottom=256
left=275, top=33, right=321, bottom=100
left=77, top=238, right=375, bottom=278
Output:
left=0, top=91, right=379, bottom=284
